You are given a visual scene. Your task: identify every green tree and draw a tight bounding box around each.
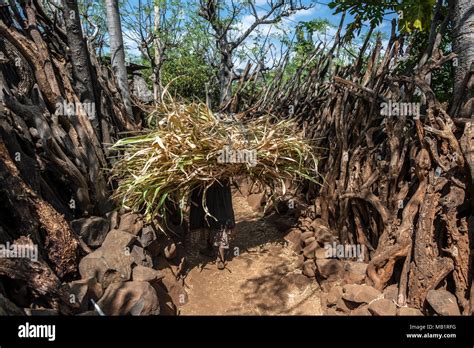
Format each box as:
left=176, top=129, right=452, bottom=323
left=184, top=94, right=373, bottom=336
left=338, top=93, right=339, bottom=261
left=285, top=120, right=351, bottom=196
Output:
left=328, top=0, right=436, bottom=37
left=327, top=0, right=458, bottom=101
left=199, top=0, right=312, bottom=108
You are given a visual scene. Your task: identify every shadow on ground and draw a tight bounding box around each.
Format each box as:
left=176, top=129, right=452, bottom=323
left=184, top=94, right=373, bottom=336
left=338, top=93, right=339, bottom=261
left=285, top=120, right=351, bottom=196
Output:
left=178, top=195, right=322, bottom=315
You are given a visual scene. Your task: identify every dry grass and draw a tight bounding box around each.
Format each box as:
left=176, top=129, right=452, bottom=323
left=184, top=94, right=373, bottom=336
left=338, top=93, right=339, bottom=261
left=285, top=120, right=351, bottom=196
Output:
left=109, top=99, right=318, bottom=229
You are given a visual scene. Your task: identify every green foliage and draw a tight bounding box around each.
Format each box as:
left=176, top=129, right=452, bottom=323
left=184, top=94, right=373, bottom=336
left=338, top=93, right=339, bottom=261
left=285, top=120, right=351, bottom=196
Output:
left=120, top=0, right=217, bottom=102
left=160, top=5, right=217, bottom=102
left=326, top=0, right=453, bottom=100
left=78, top=0, right=108, bottom=52
left=328, top=0, right=437, bottom=39
left=280, top=19, right=334, bottom=80
left=395, top=22, right=454, bottom=102
left=295, top=19, right=332, bottom=58
left=161, top=50, right=217, bottom=102
left=327, top=0, right=453, bottom=101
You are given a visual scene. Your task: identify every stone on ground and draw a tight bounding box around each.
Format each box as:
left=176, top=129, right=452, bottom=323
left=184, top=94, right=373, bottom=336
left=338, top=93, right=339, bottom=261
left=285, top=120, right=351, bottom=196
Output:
left=343, top=261, right=367, bottom=284
left=302, top=259, right=316, bottom=277
left=132, top=265, right=164, bottom=282
left=426, top=289, right=460, bottom=316
left=102, top=229, right=137, bottom=249
left=131, top=245, right=153, bottom=267
left=398, top=307, right=423, bottom=316
left=66, top=277, right=103, bottom=311
left=368, top=298, right=397, bottom=316
left=78, top=233, right=135, bottom=284
left=316, top=259, right=343, bottom=279
left=351, top=304, right=371, bottom=316
left=97, top=281, right=160, bottom=315
left=336, top=297, right=358, bottom=313
left=383, top=284, right=399, bottom=302
left=118, top=212, right=143, bottom=235
left=326, top=286, right=342, bottom=306
left=71, top=216, right=110, bottom=247
left=342, top=284, right=381, bottom=304
left=137, top=226, right=156, bottom=248
left=284, top=228, right=302, bottom=253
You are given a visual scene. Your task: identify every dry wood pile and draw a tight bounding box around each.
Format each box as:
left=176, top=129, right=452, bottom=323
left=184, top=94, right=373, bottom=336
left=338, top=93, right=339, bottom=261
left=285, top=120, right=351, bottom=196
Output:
left=0, top=1, right=184, bottom=315
left=244, top=15, right=473, bottom=315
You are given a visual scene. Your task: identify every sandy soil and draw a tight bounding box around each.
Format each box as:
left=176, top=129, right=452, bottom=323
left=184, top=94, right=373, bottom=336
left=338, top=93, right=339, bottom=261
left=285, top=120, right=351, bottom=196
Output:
left=179, top=195, right=322, bottom=315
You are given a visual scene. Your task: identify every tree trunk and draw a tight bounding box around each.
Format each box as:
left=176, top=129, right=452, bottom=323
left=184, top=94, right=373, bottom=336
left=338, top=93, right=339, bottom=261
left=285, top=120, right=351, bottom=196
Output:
left=153, top=1, right=163, bottom=102
left=61, top=0, right=99, bottom=133
left=105, top=0, right=134, bottom=119
left=451, top=0, right=474, bottom=188
left=451, top=0, right=474, bottom=104
left=218, top=46, right=233, bottom=107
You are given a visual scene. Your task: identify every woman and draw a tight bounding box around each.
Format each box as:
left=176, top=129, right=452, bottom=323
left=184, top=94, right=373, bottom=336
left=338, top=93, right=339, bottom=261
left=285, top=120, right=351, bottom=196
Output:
left=189, top=179, right=235, bottom=270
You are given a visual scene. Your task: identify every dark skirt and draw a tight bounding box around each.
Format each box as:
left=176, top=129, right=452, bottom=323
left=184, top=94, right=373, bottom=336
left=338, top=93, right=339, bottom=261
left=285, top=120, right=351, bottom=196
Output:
left=189, top=179, right=235, bottom=230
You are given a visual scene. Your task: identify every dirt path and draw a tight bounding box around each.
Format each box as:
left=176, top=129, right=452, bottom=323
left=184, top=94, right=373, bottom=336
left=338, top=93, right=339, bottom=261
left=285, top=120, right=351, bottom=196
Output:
left=179, top=195, right=322, bottom=315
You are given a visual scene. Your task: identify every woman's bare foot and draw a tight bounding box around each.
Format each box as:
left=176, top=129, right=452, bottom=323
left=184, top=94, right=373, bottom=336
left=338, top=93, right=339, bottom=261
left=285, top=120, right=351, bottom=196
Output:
left=216, top=259, right=225, bottom=270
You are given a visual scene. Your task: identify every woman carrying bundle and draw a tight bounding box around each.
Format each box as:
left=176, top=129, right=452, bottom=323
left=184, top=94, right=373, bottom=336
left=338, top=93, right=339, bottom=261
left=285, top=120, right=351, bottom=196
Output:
left=189, top=179, right=235, bottom=270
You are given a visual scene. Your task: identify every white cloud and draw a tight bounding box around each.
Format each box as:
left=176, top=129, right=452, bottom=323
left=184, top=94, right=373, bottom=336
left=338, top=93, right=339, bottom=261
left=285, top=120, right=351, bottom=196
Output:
left=237, top=14, right=257, bottom=32
left=122, top=29, right=142, bottom=59
left=289, top=6, right=318, bottom=20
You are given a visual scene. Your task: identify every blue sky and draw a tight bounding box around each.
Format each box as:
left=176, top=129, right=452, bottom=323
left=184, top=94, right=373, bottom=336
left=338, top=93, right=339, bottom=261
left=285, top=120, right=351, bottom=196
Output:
left=122, top=0, right=397, bottom=64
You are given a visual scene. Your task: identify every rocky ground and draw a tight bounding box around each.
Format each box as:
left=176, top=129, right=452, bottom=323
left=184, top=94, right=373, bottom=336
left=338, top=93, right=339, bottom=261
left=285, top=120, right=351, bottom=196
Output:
left=178, top=185, right=462, bottom=316
left=3, top=184, right=460, bottom=316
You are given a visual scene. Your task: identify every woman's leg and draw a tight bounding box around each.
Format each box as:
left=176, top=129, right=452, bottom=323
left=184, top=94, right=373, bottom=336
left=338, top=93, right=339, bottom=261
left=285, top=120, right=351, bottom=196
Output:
left=216, top=246, right=225, bottom=270
left=214, top=227, right=233, bottom=270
